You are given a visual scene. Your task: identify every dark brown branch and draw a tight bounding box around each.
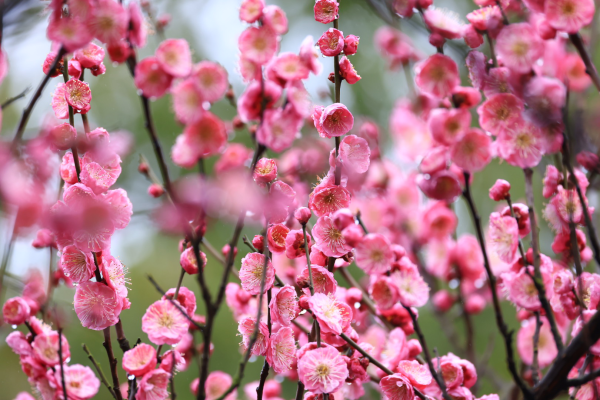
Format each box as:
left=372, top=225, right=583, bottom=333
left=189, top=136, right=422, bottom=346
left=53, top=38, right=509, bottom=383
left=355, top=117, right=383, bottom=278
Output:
left=83, top=344, right=117, bottom=400
left=102, top=327, right=124, bottom=400
left=1, top=86, right=30, bottom=109
left=115, top=320, right=131, bottom=353
left=462, top=171, right=533, bottom=399
left=256, top=289, right=273, bottom=400
left=569, top=33, right=600, bottom=93
left=58, top=329, right=68, bottom=400
left=567, top=368, right=600, bottom=387
left=531, top=312, right=542, bottom=385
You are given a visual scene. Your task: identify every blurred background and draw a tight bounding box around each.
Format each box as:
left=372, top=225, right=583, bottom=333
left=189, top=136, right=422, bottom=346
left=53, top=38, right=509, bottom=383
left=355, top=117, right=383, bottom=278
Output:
left=0, top=0, right=598, bottom=398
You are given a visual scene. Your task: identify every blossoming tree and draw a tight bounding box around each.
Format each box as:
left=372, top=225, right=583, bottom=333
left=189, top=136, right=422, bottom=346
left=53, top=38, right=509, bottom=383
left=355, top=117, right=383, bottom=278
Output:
left=2, top=0, right=600, bottom=399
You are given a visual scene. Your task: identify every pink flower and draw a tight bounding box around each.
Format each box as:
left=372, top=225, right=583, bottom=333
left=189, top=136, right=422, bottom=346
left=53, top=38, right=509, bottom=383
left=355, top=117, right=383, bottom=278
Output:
left=238, top=26, right=278, bottom=65
left=355, top=233, right=393, bottom=275
left=3, top=297, right=31, bottom=325
left=565, top=53, right=593, bottom=92
left=318, top=28, right=344, bottom=57
left=180, top=247, right=207, bottom=275
left=239, top=252, right=275, bottom=295
left=267, top=327, right=297, bottom=374
left=88, top=0, right=128, bottom=44
left=370, top=276, right=399, bottom=310
left=463, top=24, right=484, bottom=48
left=312, top=215, right=352, bottom=258
left=396, top=360, right=432, bottom=389
left=163, top=286, right=197, bottom=317
left=319, top=103, right=354, bottom=138
left=262, top=5, right=288, bottom=35
left=517, top=316, right=558, bottom=367
left=171, top=79, right=203, bottom=125
left=314, top=0, right=339, bottom=24
left=309, top=184, right=351, bottom=217
left=205, top=371, right=234, bottom=400
left=489, top=179, right=511, bottom=201
left=496, top=119, right=544, bottom=168
left=343, top=34, right=360, bottom=55
left=285, top=229, right=311, bottom=259
left=182, top=111, right=227, bottom=158
left=299, top=265, right=337, bottom=295
left=390, top=262, right=430, bottom=307
left=74, top=43, right=105, bottom=69
left=339, top=56, right=362, bottom=84
left=129, top=1, right=147, bottom=48
left=415, top=54, right=459, bottom=98
left=495, top=23, right=543, bottom=74
left=270, top=285, right=300, bottom=326
left=300, top=35, right=323, bottom=75
left=268, top=224, right=290, bottom=253
left=134, top=57, right=173, bottom=99
left=423, top=7, right=463, bottom=40
left=47, top=16, right=93, bottom=52
left=506, top=268, right=542, bottom=311
left=237, top=80, right=282, bottom=122
left=122, top=343, right=157, bottom=377
left=238, top=317, right=270, bottom=356
left=240, top=0, right=265, bottom=23
left=380, top=374, right=415, bottom=400
left=192, top=61, right=229, bottom=103
left=74, top=281, right=122, bottom=330
left=417, top=170, right=462, bottom=202
left=309, top=293, right=353, bottom=334
left=428, top=108, right=471, bottom=145
left=256, top=105, right=304, bottom=152
left=270, top=53, right=310, bottom=82
left=298, top=345, right=349, bottom=394
left=53, top=364, right=100, bottom=400
left=64, top=78, right=92, bottom=114
left=80, top=153, right=122, bottom=195
left=59, top=245, right=95, bottom=283
left=6, top=331, right=32, bottom=356
left=142, top=300, right=189, bottom=345
left=136, top=369, right=170, bottom=400
left=545, top=0, right=595, bottom=33
left=477, top=92, right=525, bottom=134
left=339, top=134, right=370, bottom=174
left=47, top=123, right=77, bottom=151
left=254, top=158, right=278, bottom=183
left=156, top=39, right=192, bottom=78
left=488, top=212, right=519, bottom=264
left=450, top=128, right=492, bottom=173
left=32, top=331, right=70, bottom=366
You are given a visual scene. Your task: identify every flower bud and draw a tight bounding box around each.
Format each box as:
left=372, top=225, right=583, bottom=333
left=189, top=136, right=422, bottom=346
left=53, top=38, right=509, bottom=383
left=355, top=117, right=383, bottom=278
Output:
left=345, top=287, right=363, bottom=305
left=252, top=235, right=264, bottom=253
left=3, top=297, right=31, bottom=325
left=489, top=179, right=511, bottom=201
left=294, top=207, right=312, bottom=225
left=222, top=244, right=237, bottom=258
left=343, top=34, right=359, bottom=55
left=253, top=158, right=277, bottom=183
left=464, top=294, right=486, bottom=315
left=577, top=151, right=600, bottom=172
left=432, top=290, right=455, bottom=312
left=48, top=123, right=77, bottom=151
left=138, top=162, right=149, bottom=174
left=407, top=339, right=423, bottom=358
left=148, top=183, right=164, bottom=198
left=298, top=294, right=310, bottom=310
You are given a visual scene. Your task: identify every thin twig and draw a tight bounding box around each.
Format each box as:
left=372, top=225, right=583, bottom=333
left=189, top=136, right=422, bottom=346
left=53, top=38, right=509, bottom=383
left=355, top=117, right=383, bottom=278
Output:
left=102, top=327, right=124, bottom=400
left=1, top=86, right=31, bottom=109
left=531, top=312, right=542, bottom=385
left=83, top=344, right=118, bottom=400
left=58, top=329, right=68, bottom=400
left=569, top=33, right=600, bottom=93
left=256, top=289, right=273, bottom=400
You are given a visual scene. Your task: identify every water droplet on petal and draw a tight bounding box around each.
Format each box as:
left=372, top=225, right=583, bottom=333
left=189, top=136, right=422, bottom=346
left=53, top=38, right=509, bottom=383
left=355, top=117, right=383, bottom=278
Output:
left=128, top=375, right=136, bottom=381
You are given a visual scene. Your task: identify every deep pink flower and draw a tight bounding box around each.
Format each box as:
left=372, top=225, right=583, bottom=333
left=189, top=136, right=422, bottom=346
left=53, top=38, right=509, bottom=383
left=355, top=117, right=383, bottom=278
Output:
left=495, top=23, right=543, bottom=74
left=47, top=16, right=93, bottom=52
left=463, top=24, right=484, bottom=48
left=59, top=245, right=95, bottom=283
left=136, top=369, right=170, bottom=400
left=314, top=0, right=339, bottom=24
left=134, top=57, right=173, bottom=99
left=415, top=54, right=459, bottom=98
left=142, top=300, right=189, bottom=345
left=370, top=276, right=399, bottom=310
left=256, top=104, right=304, bottom=152
left=309, top=184, right=351, bottom=218
left=238, top=26, right=278, bottom=65
left=253, top=158, right=278, bottom=183
left=238, top=317, right=270, bottom=356
left=263, top=5, right=288, bottom=35
left=180, top=246, right=207, bottom=275
left=80, top=153, right=122, bottom=195
left=270, top=285, right=300, bottom=326
left=489, top=179, right=511, bottom=201
left=6, top=331, right=32, bottom=356
left=237, top=80, right=282, bottom=122
left=163, top=287, right=196, bottom=317
left=299, top=265, right=337, bottom=295
left=488, top=212, right=519, bottom=264
left=312, top=215, right=352, bottom=258
left=3, top=297, right=31, bottom=325
left=156, top=39, right=192, bottom=78
left=319, top=103, right=354, bottom=138
left=285, top=229, right=311, bottom=259
left=416, top=170, right=462, bottom=202
left=268, top=224, right=290, bottom=253
left=53, top=364, right=100, bottom=400
left=182, top=111, right=227, bottom=157
left=74, top=43, right=105, bottom=69
left=192, top=61, right=229, bottom=103
left=390, top=262, right=430, bottom=307
left=122, top=343, right=156, bottom=377
left=266, top=327, right=296, bottom=374
left=64, top=78, right=92, bottom=114
left=171, top=79, right=203, bottom=125
left=88, top=0, right=128, bottom=44
left=397, top=360, right=432, bottom=389
left=428, top=107, right=471, bottom=145
left=517, top=316, right=558, bottom=367
left=309, top=293, right=353, bottom=334
left=128, top=1, right=147, bottom=48
left=74, top=281, right=122, bottom=330
left=450, top=128, right=492, bottom=172
left=239, top=252, right=275, bottom=295
left=496, top=119, right=544, bottom=168
left=48, top=123, right=77, bottom=151
left=380, top=374, right=415, bottom=400
left=299, top=35, right=323, bottom=75
left=270, top=53, right=310, bottom=82
left=240, top=0, right=265, bottom=23
left=355, top=233, right=393, bottom=275
left=343, top=34, right=360, bottom=55
left=298, top=345, right=348, bottom=393
left=318, top=28, right=344, bottom=57
left=545, top=0, right=595, bottom=33
left=339, top=56, right=362, bottom=84
left=32, top=331, right=69, bottom=366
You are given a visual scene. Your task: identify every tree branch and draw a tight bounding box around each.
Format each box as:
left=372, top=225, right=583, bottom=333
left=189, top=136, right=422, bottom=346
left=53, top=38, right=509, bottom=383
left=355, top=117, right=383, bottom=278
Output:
left=83, top=344, right=118, bottom=400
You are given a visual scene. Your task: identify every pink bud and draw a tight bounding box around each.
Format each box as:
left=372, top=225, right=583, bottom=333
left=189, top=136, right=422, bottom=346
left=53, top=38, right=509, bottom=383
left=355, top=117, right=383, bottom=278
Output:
left=489, top=179, right=511, bottom=201
left=464, top=294, right=486, bottom=314
left=180, top=247, right=207, bottom=275
left=577, top=151, right=600, bottom=172
left=345, top=287, right=363, bottom=305
left=343, top=35, right=360, bottom=55
left=420, top=147, right=449, bottom=175
left=554, top=270, right=574, bottom=295
left=462, top=24, right=484, bottom=49
left=32, top=229, right=57, bottom=249
left=342, top=224, right=364, bottom=247
left=294, top=207, right=312, bottom=225
left=252, top=235, right=265, bottom=253
left=432, top=290, right=455, bottom=312
left=407, top=339, right=423, bottom=358
left=417, top=170, right=462, bottom=202
left=429, top=32, right=446, bottom=48
left=253, top=158, right=278, bottom=183
left=48, top=123, right=77, bottom=151
left=222, top=244, right=237, bottom=258
left=3, top=297, right=31, bottom=325
left=298, top=294, right=310, bottom=310
left=138, top=162, right=150, bottom=174
left=148, top=183, right=164, bottom=198
left=68, top=59, right=82, bottom=79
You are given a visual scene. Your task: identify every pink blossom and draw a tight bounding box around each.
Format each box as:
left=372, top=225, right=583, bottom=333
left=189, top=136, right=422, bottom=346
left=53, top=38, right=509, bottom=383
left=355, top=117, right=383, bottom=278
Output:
left=496, top=119, right=545, bottom=168
left=6, top=331, right=32, bottom=356
left=238, top=317, right=270, bottom=356
left=156, top=39, right=192, bottom=78
left=254, top=158, right=278, bottom=183
left=267, top=327, right=296, bottom=374
left=238, top=26, right=278, bottom=65
left=298, top=345, right=349, bottom=394
left=565, top=53, right=593, bottom=92
left=74, top=43, right=105, bottom=69
left=428, top=107, right=471, bottom=145
left=299, top=35, right=323, bottom=75
left=3, top=297, right=31, bottom=325
left=309, top=184, right=351, bottom=217
left=380, top=374, right=415, bottom=400
left=240, top=0, right=265, bottom=23
left=299, top=265, right=337, bottom=295
left=181, top=111, right=227, bottom=158
left=47, top=123, right=77, bottom=151
left=318, top=28, right=345, bottom=57
left=477, top=93, right=524, bottom=135
left=239, top=252, right=275, bottom=295
left=285, top=229, right=311, bottom=259
left=192, top=61, right=229, bottom=103
left=339, top=134, right=370, bottom=173
left=415, top=54, right=459, bottom=98
left=53, top=364, right=100, bottom=400
left=136, top=369, right=170, bottom=400
left=204, top=371, right=234, bottom=400
left=270, top=53, right=310, bottom=82
left=390, top=261, right=430, bottom=307
left=339, top=56, right=362, bottom=84
left=506, top=268, right=542, bottom=311
left=312, top=215, right=352, bottom=258
left=416, top=170, right=462, bottom=202
left=450, top=128, right=492, bottom=172
left=80, top=153, right=122, bottom=195
left=122, top=343, right=157, bottom=377
left=64, top=78, right=91, bottom=114
left=59, top=245, right=95, bottom=283
left=488, top=212, right=519, bottom=264
left=314, top=0, right=339, bottom=24
left=142, top=300, right=189, bottom=345
left=517, top=316, right=558, bottom=367
left=237, top=80, right=282, bottom=122
left=309, top=293, right=353, bottom=334
left=489, top=179, right=511, bottom=201
left=256, top=104, right=304, bottom=152
left=263, top=5, right=288, bottom=35
left=495, top=23, right=543, bottom=74
left=355, top=233, right=393, bottom=275
left=89, top=0, right=128, bottom=44
left=545, top=0, right=595, bottom=33
left=74, top=281, right=122, bottom=330
left=270, top=285, right=300, bottom=326
left=463, top=24, right=484, bottom=48
left=319, top=103, right=354, bottom=138
left=134, top=57, right=173, bottom=99
left=180, top=246, right=206, bottom=275
left=32, top=331, right=69, bottom=366
left=370, top=276, right=399, bottom=310
left=47, top=16, right=93, bottom=52
left=268, top=224, right=290, bottom=253
left=171, top=79, right=203, bottom=124
left=128, top=1, right=147, bottom=48
left=163, top=287, right=197, bottom=317
left=343, top=34, right=360, bottom=55
left=423, top=7, right=463, bottom=40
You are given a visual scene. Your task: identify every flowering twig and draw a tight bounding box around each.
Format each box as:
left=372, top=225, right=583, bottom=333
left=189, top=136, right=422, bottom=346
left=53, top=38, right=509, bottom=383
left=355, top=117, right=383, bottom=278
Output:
left=523, top=168, right=564, bottom=352
left=462, top=171, right=532, bottom=399
left=83, top=344, right=117, bottom=400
